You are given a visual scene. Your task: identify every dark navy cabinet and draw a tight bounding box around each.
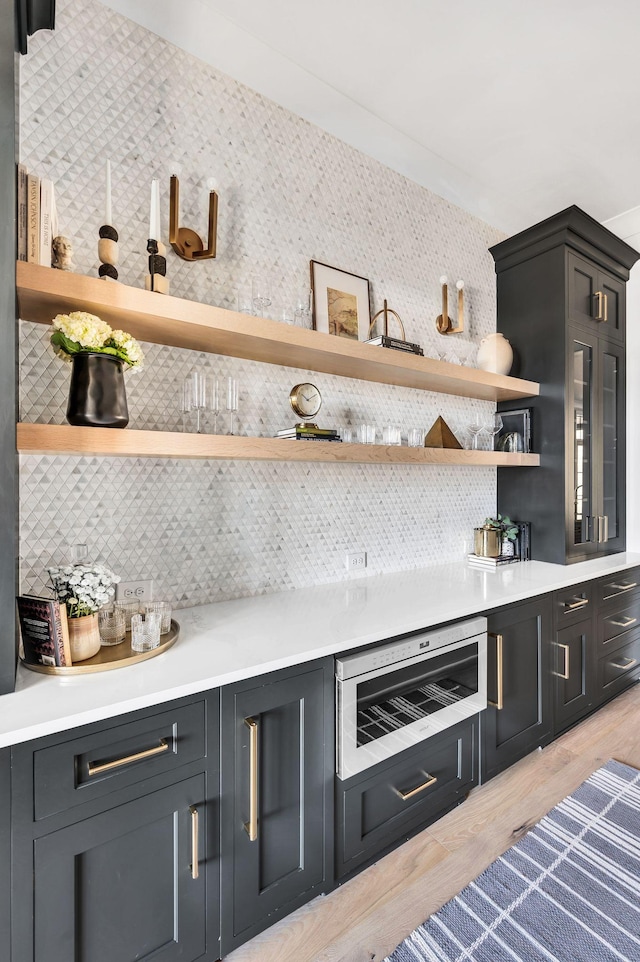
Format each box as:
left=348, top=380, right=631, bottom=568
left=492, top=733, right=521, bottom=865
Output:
left=219, top=658, right=334, bottom=956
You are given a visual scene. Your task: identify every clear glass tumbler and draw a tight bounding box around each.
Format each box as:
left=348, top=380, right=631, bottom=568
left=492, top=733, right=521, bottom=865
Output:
left=130, top=611, right=162, bottom=652
left=407, top=428, right=424, bottom=447
left=357, top=423, right=376, bottom=444
left=98, top=604, right=126, bottom=646
left=114, top=599, right=140, bottom=631
left=382, top=425, right=401, bottom=445
left=142, top=601, right=172, bottom=635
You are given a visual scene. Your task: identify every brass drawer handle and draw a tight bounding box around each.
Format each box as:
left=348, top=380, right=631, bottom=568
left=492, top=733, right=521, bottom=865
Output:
left=243, top=717, right=259, bottom=842
left=395, top=773, right=437, bottom=801
left=608, top=582, right=638, bottom=593
left=594, top=291, right=606, bottom=321
left=88, top=738, right=169, bottom=776
left=564, top=597, right=589, bottom=610
left=555, top=643, right=570, bottom=680
left=488, top=633, right=504, bottom=711
left=611, top=657, right=638, bottom=671
left=190, top=805, right=199, bottom=880
left=609, top=616, right=638, bottom=629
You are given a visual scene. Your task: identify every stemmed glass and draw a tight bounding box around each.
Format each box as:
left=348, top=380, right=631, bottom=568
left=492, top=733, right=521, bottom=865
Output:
left=226, top=377, right=239, bottom=435
left=252, top=276, right=272, bottom=318
left=294, top=288, right=312, bottom=327
left=484, top=413, right=503, bottom=451
left=206, top=374, right=220, bottom=434
left=180, top=378, right=194, bottom=432
left=190, top=370, right=208, bottom=435
left=467, top=413, right=484, bottom=450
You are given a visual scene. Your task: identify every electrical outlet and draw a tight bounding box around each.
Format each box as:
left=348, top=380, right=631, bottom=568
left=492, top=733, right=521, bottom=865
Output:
left=345, top=551, right=367, bottom=571
left=116, top=579, right=153, bottom=602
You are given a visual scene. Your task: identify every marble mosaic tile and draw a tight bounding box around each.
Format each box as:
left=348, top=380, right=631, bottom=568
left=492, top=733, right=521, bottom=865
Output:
left=18, top=0, right=503, bottom=606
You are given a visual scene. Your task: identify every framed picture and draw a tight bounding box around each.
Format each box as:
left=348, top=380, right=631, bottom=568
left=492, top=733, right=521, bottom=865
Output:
left=310, top=261, right=371, bottom=341
left=494, top=408, right=532, bottom=453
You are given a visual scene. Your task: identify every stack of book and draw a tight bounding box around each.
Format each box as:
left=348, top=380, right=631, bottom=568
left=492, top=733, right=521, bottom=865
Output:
left=365, top=334, right=424, bottom=355
left=16, top=595, right=71, bottom=667
left=275, top=425, right=341, bottom=442
left=17, top=163, right=58, bottom=267
left=467, top=553, right=520, bottom=570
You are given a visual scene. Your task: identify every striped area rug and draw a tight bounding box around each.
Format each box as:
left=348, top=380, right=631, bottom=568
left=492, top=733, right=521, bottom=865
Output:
left=385, top=759, right=640, bottom=962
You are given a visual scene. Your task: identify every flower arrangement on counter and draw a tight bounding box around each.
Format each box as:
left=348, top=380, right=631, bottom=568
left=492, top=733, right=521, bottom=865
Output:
left=48, top=563, right=120, bottom=618
left=50, top=311, right=144, bottom=370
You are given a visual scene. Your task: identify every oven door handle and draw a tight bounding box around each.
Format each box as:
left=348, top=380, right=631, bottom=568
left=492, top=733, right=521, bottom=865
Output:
left=395, top=773, right=438, bottom=801
left=488, top=632, right=504, bottom=711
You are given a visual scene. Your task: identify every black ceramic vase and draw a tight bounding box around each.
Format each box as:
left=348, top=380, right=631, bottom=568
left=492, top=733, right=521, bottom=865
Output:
left=66, top=352, right=129, bottom=428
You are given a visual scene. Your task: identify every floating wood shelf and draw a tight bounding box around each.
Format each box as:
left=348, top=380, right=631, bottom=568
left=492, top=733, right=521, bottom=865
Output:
left=17, top=263, right=539, bottom=403
left=17, top=423, right=540, bottom=466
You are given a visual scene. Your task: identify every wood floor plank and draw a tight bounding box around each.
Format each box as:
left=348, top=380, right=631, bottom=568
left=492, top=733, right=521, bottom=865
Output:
left=224, top=683, right=640, bottom=962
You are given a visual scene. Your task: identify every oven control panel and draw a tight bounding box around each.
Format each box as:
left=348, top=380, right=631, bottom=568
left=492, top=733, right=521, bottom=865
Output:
left=336, top=615, right=487, bottom=680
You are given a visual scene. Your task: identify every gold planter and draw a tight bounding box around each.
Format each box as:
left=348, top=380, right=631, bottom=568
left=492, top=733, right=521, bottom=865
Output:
left=68, top=612, right=101, bottom=662
left=474, top=526, right=501, bottom=558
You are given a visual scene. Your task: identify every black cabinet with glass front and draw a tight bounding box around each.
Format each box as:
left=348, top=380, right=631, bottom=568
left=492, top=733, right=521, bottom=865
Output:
left=490, top=206, right=639, bottom=564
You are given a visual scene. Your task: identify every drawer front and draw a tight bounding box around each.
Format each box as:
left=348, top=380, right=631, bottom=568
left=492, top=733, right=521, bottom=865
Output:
left=336, top=719, right=476, bottom=878
left=595, top=569, right=640, bottom=607
left=598, top=598, right=640, bottom=649
left=598, top=633, right=640, bottom=699
left=34, top=700, right=206, bottom=820
left=553, top=583, right=592, bottom=627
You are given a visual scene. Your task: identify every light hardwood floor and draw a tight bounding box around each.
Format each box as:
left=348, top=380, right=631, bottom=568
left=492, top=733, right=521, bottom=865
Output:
left=225, top=683, right=640, bottom=962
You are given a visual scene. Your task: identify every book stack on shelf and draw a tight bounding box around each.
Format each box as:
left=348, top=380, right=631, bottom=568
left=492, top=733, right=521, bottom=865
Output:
left=275, top=425, right=342, bottom=442
left=16, top=595, right=71, bottom=667
left=17, top=163, right=57, bottom=268
left=467, top=522, right=530, bottom=570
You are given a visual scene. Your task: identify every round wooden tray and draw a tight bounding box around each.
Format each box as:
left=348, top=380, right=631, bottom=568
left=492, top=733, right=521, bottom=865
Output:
left=21, top=620, right=180, bottom=675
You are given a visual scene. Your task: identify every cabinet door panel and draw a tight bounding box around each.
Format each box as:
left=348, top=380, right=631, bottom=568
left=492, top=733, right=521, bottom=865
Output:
left=599, top=340, right=625, bottom=552
left=481, top=598, right=552, bottom=782
left=598, top=271, right=625, bottom=343
left=568, top=252, right=599, bottom=328
left=33, top=775, right=205, bottom=962
left=221, top=664, right=330, bottom=952
left=553, top=620, right=594, bottom=734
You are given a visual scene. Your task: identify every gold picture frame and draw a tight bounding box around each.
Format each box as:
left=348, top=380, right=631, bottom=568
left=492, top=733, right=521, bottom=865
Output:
left=310, top=260, right=371, bottom=341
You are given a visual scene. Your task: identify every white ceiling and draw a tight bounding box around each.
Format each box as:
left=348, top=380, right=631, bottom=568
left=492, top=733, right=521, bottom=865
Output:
left=104, top=0, right=640, bottom=233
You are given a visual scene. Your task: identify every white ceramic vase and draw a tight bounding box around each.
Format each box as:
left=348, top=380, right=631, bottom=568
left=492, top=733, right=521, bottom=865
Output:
left=476, top=333, right=513, bottom=375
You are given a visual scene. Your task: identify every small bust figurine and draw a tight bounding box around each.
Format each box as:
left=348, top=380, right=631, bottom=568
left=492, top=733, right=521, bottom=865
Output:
left=51, top=235, right=74, bottom=271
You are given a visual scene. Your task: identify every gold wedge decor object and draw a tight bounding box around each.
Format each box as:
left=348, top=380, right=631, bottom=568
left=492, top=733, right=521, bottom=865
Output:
left=436, top=275, right=464, bottom=335
left=424, top=416, right=462, bottom=449
left=169, top=174, right=218, bottom=261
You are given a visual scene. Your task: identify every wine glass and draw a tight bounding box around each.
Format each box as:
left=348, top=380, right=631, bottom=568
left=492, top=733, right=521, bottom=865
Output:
left=467, top=413, right=484, bottom=450
left=190, top=370, right=207, bottom=434
left=294, top=287, right=312, bottom=327
left=226, top=376, right=239, bottom=435
left=252, top=276, right=272, bottom=318
left=206, top=374, right=220, bottom=434
left=485, top=413, right=503, bottom=451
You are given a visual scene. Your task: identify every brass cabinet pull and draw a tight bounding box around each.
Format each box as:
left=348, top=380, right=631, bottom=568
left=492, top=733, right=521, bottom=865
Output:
left=594, top=291, right=606, bottom=321
left=87, top=738, right=169, bottom=776
left=556, top=643, right=570, bottom=680
left=488, top=632, right=504, bottom=710
left=603, top=292, right=609, bottom=323
left=611, top=657, right=638, bottom=671
left=564, top=597, right=589, bottom=611
left=609, top=616, right=638, bottom=629
left=597, top=515, right=609, bottom=544
left=189, top=805, right=199, bottom=880
left=609, top=582, right=637, bottom=593
left=395, top=773, right=437, bottom=801
left=243, top=717, right=259, bottom=842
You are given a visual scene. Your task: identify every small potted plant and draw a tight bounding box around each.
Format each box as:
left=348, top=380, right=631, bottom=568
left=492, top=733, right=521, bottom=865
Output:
left=48, top=562, right=120, bottom=661
left=474, top=515, right=519, bottom=558
left=50, top=311, right=144, bottom=428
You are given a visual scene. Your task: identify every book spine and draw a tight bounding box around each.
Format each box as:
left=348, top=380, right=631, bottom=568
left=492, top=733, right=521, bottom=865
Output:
left=17, top=163, right=28, bottom=261
left=39, top=178, right=53, bottom=267
left=27, top=173, right=40, bottom=264
left=52, top=600, right=68, bottom=667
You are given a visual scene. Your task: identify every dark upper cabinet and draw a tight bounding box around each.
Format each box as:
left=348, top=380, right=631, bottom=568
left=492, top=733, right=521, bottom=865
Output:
left=220, top=658, right=334, bottom=956
left=481, top=596, right=552, bottom=782
left=490, top=206, right=639, bottom=564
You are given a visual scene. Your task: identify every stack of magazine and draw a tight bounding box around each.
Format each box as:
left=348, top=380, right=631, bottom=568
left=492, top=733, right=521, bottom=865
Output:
left=275, top=425, right=341, bottom=442
left=467, top=522, right=530, bottom=569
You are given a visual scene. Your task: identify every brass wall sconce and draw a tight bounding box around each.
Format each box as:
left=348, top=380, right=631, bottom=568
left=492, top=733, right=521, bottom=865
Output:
left=436, top=275, right=464, bottom=335
left=169, top=175, right=218, bottom=261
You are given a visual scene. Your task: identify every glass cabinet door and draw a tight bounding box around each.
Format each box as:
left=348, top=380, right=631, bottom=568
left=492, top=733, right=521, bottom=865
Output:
left=571, top=336, right=594, bottom=550
left=600, top=342, right=625, bottom=549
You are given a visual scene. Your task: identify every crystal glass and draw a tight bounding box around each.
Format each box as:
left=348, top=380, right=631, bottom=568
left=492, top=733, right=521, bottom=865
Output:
left=252, top=275, right=272, bottom=317
left=485, top=413, right=504, bottom=451
left=130, top=611, right=162, bottom=652
left=357, top=423, right=376, bottom=444
left=98, top=604, right=126, bottom=646
left=180, top=377, right=194, bottom=432
left=205, top=374, right=220, bottom=434
left=236, top=284, right=254, bottom=315
left=407, top=427, right=424, bottom=447
left=142, top=601, right=172, bottom=635
left=382, top=424, right=401, bottom=445
left=294, top=288, right=312, bottom=327
left=338, top=426, right=353, bottom=443
left=226, top=376, right=239, bottom=435
left=467, top=414, right=484, bottom=450
left=190, top=370, right=208, bottom=434
left=114, top=599, right=140, bottom=630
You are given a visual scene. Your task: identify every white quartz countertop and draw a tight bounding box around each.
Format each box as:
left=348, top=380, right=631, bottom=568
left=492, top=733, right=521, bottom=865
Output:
left=3, top=552, right=640, bottom=748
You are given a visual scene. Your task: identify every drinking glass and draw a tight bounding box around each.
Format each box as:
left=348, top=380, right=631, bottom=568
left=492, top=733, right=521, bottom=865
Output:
left=114, top=599, right=140, bottom=630
left=407, top=427, right=424, bottom=447
left=467, top=414, right=484, bottom=450
left=185, top=370, right=208, bottom=434
left=382, top=424, right=401, bottom=445
left=357, top=423, right=376, bottom=444
left=205, top=374, right=220, bottom=433
left=338, top=426, right=353, bottom=443
left=485, top=413, right=503, bottom=451
left=252, top=275, right=272, bottom=317
left=294, top=288, right=312, bottom=327
left=130, top=611, right=162, bottom=652
left=180, top=377, right=194, bottom=432
left=142, top=601, right=172, bottom=635
left=226, top=376, right=239, bottom=435
left=98, top=604, right=126, bottom=646
left=236, top=285, right=254, bottom=315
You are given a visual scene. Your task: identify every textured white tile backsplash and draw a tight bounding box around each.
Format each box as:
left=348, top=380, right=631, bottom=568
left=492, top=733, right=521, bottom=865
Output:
left=18, top=0, right=504, bottom=605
